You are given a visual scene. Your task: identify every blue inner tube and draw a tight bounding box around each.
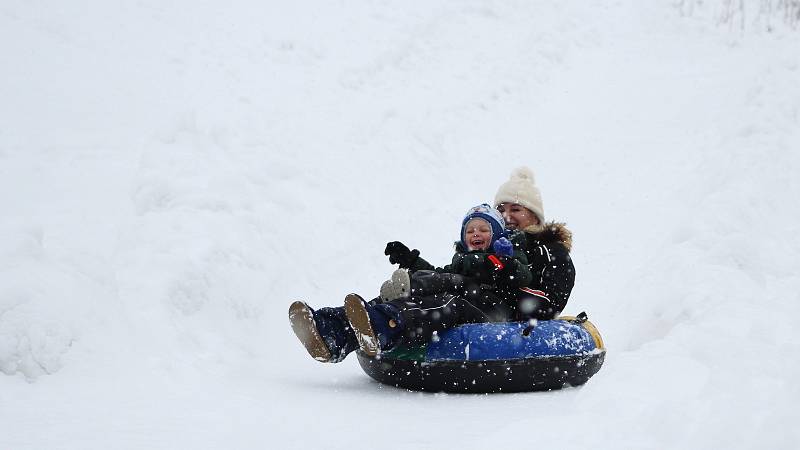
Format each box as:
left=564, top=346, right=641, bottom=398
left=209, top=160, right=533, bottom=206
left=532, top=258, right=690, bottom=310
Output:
left=356, top=315, right=606, bottom=393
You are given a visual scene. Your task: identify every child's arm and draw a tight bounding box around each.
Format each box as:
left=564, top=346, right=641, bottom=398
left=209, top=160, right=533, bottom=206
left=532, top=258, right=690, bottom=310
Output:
left=446, top=240, right=530, bottom=287
left=491, top=237, right=533, bottom=288
left=384, top=241, right=436, bottom=271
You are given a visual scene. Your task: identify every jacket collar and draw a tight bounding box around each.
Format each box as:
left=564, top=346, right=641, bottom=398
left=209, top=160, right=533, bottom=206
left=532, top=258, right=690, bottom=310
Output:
left=522, top=221, right=573, bottom=251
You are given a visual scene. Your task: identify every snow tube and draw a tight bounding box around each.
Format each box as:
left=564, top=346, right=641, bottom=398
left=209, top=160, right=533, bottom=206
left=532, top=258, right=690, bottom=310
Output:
left=356, top=314, right=605, bottom=393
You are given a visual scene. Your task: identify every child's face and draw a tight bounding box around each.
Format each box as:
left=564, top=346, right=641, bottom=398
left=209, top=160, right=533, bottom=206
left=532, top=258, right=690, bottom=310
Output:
left=464, top=218, right=492, bottom=251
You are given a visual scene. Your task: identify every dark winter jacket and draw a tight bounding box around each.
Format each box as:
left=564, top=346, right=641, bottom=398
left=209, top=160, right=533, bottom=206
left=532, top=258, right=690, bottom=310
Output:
left=515, top=222, right=575, bottom=321
left=405, top=234, right=532, bottom=319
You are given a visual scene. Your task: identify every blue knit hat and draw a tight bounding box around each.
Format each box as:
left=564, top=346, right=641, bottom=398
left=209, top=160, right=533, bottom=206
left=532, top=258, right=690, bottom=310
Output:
left=460, top=204, right=507, bottom=249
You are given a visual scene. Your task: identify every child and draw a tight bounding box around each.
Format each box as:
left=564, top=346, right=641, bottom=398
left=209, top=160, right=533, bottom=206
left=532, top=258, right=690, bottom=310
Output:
left=380, top=204, right=529, bottom=306
left=344, top=204, right=533, bottom=357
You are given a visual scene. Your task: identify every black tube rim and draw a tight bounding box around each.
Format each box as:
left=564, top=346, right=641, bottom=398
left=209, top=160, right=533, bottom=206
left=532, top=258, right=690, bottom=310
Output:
left=356, top=350, right=606, bottom=393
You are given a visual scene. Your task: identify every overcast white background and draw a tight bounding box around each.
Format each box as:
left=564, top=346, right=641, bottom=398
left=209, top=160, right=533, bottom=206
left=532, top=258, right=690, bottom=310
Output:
left=1, top=1, right=799, bottom=449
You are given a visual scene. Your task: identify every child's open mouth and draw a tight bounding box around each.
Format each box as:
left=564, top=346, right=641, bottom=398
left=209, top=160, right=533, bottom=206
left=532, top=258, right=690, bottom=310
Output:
left=469, top=238, right=485, bottom=249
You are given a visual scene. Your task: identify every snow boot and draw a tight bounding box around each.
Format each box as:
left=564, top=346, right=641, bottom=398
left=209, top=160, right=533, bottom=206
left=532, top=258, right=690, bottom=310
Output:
left=344, top=293, right=404, bottom=357
left=379, top=268, right=411, bottom=302
left=288, top=301, right=358, bottom=363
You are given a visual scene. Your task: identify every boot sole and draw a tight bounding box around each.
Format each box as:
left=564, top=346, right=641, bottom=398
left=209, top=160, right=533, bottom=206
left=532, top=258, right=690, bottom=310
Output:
left=344, top=293, right=380, bottom=357
left=289, top=301, right=332, bottom=362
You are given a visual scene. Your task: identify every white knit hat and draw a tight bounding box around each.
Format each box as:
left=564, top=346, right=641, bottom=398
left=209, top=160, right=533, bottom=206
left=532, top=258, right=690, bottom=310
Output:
left=493, top=167, right=545, bottom=224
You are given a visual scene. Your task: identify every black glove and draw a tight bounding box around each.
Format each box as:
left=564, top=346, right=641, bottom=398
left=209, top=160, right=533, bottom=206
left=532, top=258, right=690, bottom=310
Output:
left=384, top=241, right=420, bottom=268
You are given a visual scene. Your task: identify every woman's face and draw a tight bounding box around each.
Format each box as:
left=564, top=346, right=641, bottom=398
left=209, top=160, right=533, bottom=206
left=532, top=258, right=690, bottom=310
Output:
left=497, top=203, right=539, bottom=230
left=464, top=218, right=492, bottom=251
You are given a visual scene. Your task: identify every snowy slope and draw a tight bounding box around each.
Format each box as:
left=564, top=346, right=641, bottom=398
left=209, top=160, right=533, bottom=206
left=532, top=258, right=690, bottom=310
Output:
left=1, top=1, right=799, bottom=449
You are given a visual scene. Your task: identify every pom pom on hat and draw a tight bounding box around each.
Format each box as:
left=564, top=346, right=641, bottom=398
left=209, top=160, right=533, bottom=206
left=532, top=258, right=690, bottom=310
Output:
left=513, top=166, right=535, bottom=181
left=493, top=166, right=545, bottom=224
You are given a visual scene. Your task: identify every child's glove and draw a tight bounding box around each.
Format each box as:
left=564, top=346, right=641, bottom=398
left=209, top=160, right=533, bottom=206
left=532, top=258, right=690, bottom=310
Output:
left=384, top=241, right=420, bottom=268
left=492, top=237, right=514, bottom=258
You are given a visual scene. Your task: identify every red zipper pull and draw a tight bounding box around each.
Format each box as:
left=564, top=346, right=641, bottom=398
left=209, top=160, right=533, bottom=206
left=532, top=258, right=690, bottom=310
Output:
left=487, top=254, right=505, bottom=270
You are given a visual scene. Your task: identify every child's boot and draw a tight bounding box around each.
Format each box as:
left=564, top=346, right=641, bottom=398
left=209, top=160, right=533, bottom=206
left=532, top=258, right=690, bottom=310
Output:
left=344, top=293, right=404, bottom=357
left=379, top=268, right=411, bottom=301
left=289, top=301, right=358, bottom=363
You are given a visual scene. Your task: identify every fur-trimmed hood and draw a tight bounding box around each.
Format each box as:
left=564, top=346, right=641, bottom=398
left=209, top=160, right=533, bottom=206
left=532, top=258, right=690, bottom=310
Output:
left=522, top=221, right=573, bottom=251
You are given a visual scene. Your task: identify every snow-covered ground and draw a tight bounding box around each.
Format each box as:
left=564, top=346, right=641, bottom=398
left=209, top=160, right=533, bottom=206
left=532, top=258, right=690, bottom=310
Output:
left=2, top=1, right=799, bottom=449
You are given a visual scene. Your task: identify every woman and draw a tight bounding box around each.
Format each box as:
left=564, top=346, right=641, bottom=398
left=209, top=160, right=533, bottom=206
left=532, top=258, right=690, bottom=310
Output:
left=493, top=166, right=575, bottom=320
left=382, top=167, right=576, bottom=322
